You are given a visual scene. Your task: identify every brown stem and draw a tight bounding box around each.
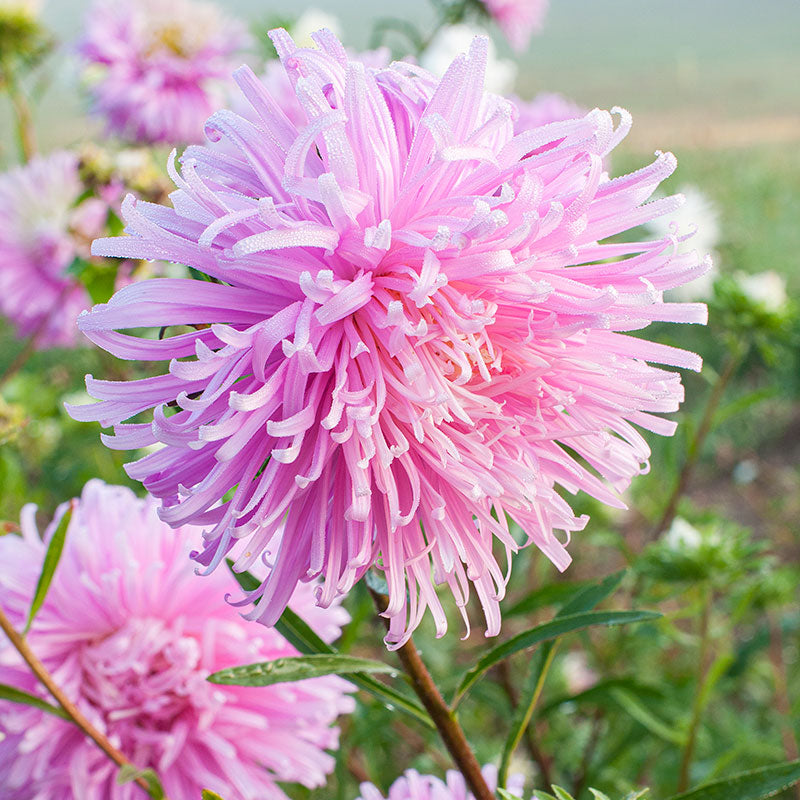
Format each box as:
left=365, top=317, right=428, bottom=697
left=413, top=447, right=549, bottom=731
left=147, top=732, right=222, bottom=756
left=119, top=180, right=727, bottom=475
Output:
left=0, top=605, right=153, bottom=796
left=370, top=590, right=494, bottom=800
left=677, top=584, right=713, bottom=792
left=654, top=354, right=741, bottom=537
left=767, top=613, right=800, bottom=800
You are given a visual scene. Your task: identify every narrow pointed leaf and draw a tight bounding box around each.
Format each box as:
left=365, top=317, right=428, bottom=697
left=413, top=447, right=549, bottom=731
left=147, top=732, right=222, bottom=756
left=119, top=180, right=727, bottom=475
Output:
left=226, top=563, right=432, bottom=728
left=0, top=683, right=69, bottom=720
left=453, top=609, right=660, bottom=706
left=208, top=654, right=397, bottom=687
left=202, top=791, right=227, bottom=800
left=116, top=765, right=165, bottom=799
left=667, top=760, right=800, bottom=800
left=609, top=687, right=685, bottom=745
left=24, top=503, right=74, bottom=634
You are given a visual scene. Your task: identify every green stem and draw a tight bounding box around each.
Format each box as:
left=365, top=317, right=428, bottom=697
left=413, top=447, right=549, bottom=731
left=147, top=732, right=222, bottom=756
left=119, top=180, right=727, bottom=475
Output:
left=499, top=645, right=557, bottom=787
left=4, top=68, right=36, bottom=162
left=677, top=583, right=713, bottom=792
left=654, top=352, right=741, bottom=536
left=0, top=605, right=154, bottom=796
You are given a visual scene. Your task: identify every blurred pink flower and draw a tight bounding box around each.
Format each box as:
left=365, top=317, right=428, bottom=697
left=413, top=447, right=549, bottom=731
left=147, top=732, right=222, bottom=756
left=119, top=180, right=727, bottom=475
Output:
left=513, top=92, right=586, bottom=134
left=70, top=31, right=708, bottom=649
left=357, top=765, right=524, bottom=800
left=80, top=0, right=248, bottom=144
left=0, top=480, right=353, bottom=800
left=0, top=151, right=94, bottom=348
left=482, top=0, right=548, bottom=52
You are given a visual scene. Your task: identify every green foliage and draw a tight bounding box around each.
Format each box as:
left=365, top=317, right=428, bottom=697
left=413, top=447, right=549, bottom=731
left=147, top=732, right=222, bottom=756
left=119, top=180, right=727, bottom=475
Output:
left=24, top=501, right=72, bottom=633
left=667, top=761, right=800, bottom=800
left=116, top=765, right=165, bottom=800
left=207, top=654, right=398, bottom=687
left=0, top=682, right=69, bottom=720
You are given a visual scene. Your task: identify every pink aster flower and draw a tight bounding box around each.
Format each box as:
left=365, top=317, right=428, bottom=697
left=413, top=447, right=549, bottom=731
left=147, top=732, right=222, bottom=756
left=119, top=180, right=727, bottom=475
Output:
left=80, top=0, right=249, bottom=145
left=513, top=93, right=587, bottom=135
left=70, top=31, right=708, bottom=648
left=0, top=151, right=95, bottom=349
left=0, top=480, right=354, bottom=800
left=357, top=765, right=524, bottom=800
left=482, top=0, right=548, bottom=52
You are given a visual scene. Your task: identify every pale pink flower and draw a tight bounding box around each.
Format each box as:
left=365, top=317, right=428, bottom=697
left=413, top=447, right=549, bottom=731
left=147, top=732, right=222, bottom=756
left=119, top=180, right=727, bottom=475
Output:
left=357, top=765, right=524, bottom=800
left=80, top=0, right=249, bottom=145
left=0, top=151, right=93, bottom=348
left=0, top=480, right=353, bottom=800
left=482, top=0, right=548, bottom=52
left=512, top=93, right=586, bottom=134
left=70, top=32, right=708, bottom=648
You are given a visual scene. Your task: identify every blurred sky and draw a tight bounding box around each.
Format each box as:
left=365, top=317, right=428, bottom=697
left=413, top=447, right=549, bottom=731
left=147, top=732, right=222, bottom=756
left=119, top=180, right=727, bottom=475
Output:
left=6, top=0, right=800, bottom=155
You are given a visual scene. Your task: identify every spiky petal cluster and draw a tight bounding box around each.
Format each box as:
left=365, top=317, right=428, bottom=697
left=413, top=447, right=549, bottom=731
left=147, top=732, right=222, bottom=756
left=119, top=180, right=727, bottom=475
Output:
left=357, top=766, right=524, bottom=800
left=482, top=0, right=548, bottom=52
left=0, top=480, right=354, bottom=800
left=70, top=31, right=708, bottom=648
left=0, top=151, right=96, bottom=348
left=513, top=93, right=587, bottom=135
left=79, top=0, right=248, bottom=144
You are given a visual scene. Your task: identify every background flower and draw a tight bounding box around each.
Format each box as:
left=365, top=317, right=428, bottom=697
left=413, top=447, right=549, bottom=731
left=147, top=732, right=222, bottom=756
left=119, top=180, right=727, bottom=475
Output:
left=71, top=32, right=707, bottom=649
left=79, top=0, right=249, bottom=144
left=0, top=151, right=94, bottom=349
left=481, top=0, right=548, bottom=52
left=0, top=480, right=354, bottom=800
left=356, top=765, right=524, bottom=800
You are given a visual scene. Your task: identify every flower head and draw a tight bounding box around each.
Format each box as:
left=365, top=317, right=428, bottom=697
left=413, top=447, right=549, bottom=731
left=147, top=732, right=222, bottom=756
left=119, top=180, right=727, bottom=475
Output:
left=0, top=151, right=97, bottom=348
left=357, top=765, right=524, bottom=800
left=71, top=31, right=708, bottom=648
left=80, top=0, right=248, bottom=144
left=481, top=0, right=548, bottom=52
left=0, top=480, right=353, bottom=800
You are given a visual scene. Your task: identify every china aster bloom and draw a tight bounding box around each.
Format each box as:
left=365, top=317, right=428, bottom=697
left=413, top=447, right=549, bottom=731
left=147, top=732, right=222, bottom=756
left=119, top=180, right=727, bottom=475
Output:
left=481, top=0, right=548, bottom=52
left=357, top=765, right=524, bottom=800
left=0, top=151, right=94, bottom=348
left=0, top=480, right=353, bottom=800
left=70, top=31, right=709, bottom=648
left=79, top=0, right=248, bottom=145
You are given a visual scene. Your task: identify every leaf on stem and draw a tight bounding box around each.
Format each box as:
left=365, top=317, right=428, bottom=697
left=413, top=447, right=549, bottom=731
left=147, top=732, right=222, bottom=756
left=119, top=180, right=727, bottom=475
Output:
left=667, top=760, right=800, bottom=800
left=116, top=765, right=165, bottom=799
left=201, top=791, right=227, bottom=800
left=207, top=654, right=398, bottom=687
left=24, top=502, right=74, bottom=634
left=0, top=682, right=70, bottom=720
left=453, top=608, right=660, bottom=707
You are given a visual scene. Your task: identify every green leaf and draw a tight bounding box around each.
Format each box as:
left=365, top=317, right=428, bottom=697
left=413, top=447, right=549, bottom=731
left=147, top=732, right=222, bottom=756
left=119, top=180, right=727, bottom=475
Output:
left=116, top=765, right=165, bottom=799
left=202, top=791, right=227, bottom=800
left=608, top=687, right=686, bottom=745
left=552, top=787, right=576, bottom=800
left=667, top=760, right=800, bottom=800
left=208, top=654, right=397, bottom=687
left=24, top=503, right=73, bottom=634
left=453, top=609, right=660, bottom=706
left=505, top=580, right=592, bottom=618
left=0, top=683, right=69, bottom=720
left=225, top=563, right=432, bottom=728
left=497, top=790, right=523, bottom=800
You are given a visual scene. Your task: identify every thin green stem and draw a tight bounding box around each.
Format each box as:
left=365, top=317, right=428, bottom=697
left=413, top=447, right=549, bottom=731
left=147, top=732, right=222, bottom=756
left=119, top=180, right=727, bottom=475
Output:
left=498, top=645, right=557, bottom=787
left=677, top=583, right=713, bottom=792
left=654, top=352, right=742, bottom=537
left=3, top=67, right=36, bottom=162
left=0, top=604, right=154, bottom=796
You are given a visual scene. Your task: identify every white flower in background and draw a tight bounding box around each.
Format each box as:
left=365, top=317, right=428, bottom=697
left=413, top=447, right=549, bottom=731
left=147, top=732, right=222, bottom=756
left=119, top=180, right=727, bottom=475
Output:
left=735, top=270, right=788, bottom=312
left=561, top=651, right=598, bottom=695
left=292, top=8, right=341, bottom=47
left=421, top=24, right=517, bottom=95
left=663, top=517, right=703, bottom=551
left=646, top=185, right=720, bottom=301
